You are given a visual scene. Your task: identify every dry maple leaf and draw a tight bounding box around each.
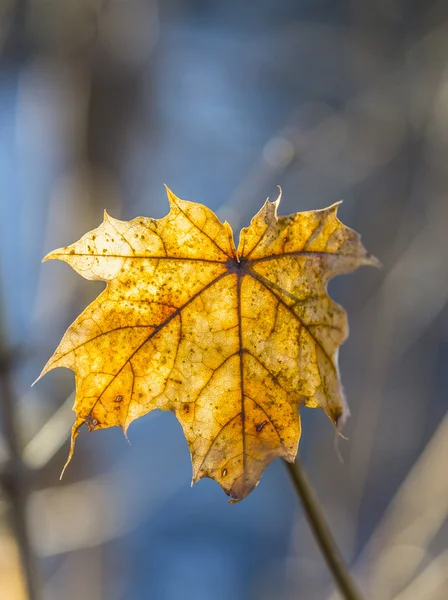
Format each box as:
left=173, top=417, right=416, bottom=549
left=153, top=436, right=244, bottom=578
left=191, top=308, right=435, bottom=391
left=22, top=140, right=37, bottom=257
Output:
left=37, top=187, right=378, bottom=502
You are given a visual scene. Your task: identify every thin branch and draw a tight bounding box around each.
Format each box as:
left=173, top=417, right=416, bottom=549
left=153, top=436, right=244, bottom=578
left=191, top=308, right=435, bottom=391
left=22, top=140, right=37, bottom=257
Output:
left=0, top=330, right=41, bottom=600
left=0, top=348, right=41, bottom=600
left=285, top=459, right=365, bottom=600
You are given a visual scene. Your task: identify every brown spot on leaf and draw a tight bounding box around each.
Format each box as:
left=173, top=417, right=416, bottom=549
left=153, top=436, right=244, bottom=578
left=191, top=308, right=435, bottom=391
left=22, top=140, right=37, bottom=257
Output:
left=85, top=415, right=99, bottom=431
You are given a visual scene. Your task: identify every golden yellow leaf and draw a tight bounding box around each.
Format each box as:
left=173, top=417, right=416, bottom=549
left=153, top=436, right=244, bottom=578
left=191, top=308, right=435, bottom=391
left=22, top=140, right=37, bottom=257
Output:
left=38, top=187, right=379, bottom=501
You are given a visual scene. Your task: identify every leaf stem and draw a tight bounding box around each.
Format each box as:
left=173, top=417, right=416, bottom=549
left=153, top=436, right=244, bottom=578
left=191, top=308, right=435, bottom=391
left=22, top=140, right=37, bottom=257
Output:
left=285, top=460, right=365, bottom=600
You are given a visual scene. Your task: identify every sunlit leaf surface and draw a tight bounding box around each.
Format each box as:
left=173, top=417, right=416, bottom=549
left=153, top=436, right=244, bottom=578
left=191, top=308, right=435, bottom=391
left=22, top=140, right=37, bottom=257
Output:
left=38, top=187, right=378, bottom=501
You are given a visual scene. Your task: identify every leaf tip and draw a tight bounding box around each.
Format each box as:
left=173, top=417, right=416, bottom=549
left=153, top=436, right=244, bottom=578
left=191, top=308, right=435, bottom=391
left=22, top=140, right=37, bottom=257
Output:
left=60, top=435, right=75, bottom=479
left=328, top=200, right=343, bottom=215
left=31, top=373, right=42, bottom=387
left=164, top=184, right=178, bottom=207
left=59, top=462, right=68, bottom=480
left=227, top=487, right=249, bottom=504
left=121, top=423, right=132, bottom=446
left=32, top=353, right=59, bottom=384
left=273, top=185, right=282, bottom=210
left=60, top=420, right=83, bottom=478
left=264, top=186, right=282, bottom=215
left=364, top=252, right=382, bottom=269
left=32, top=359, right=54, bottom=386
left=333, top=404, right=350, bottom=437
left=42, top=248, right=63, bottom=262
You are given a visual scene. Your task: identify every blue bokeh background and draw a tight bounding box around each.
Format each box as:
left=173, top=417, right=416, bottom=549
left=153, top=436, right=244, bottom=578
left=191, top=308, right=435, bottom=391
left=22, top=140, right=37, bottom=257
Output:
left=0, top=2, right=447, bottom=599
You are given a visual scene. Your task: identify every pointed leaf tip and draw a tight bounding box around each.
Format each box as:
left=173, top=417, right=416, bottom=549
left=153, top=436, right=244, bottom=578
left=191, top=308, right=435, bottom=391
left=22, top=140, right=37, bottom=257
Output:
left=330, top=200, right=343, bottom=213
left=164, top=184, right=180, bottom=208
left=164, top=183, right=174, bottom=197
left=274, top=185, right=282, bottom=206
left=365, top=252, right=382, bottom=269
left=31, top=373, right=41, bottom=387
left=42, top=248, right=63, bottom=262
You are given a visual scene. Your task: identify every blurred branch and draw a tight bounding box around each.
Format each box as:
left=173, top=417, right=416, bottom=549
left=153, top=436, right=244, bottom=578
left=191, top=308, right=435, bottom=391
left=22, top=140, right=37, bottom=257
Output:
left=359, top=415, right=448, bottom=597
left=28, top=441, right=183, bottom=558
left=391, top=550, right=448, bottom=600
left=328, top=415, right=448, bottom=600
left=347, top=63, right=448, bottom=559
left=22, top=392, right=74, bottom=470
left=0, top=345, right=41, bottom=600
left=285, top=460, right=366, bottom=600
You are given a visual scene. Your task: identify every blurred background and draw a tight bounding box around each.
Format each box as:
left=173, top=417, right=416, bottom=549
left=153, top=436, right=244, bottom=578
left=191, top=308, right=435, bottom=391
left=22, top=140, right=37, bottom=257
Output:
left=0, top=1, right=447, bottom=599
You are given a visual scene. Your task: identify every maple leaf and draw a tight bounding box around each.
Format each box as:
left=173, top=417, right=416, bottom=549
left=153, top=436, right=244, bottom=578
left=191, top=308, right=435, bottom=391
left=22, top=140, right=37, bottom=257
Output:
left=37, top=187, right=378, bottom=502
